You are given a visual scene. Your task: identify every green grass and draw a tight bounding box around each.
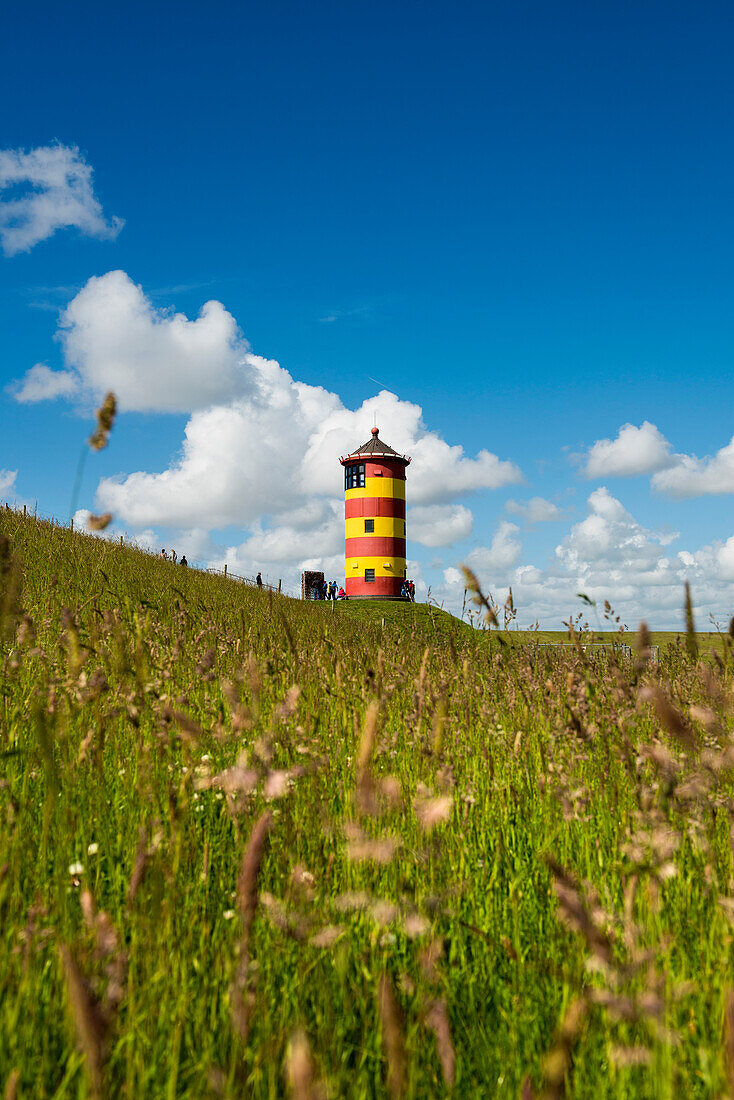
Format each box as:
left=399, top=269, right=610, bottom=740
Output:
left=2, top=509, right=734, bottom=1099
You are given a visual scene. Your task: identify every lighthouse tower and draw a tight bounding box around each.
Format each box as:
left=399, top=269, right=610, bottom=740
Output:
left=340, top=427, right=411, bottom=599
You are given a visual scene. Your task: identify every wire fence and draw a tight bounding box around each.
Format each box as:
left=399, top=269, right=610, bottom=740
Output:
left=536, top=642, right=660, bottom=663
left=2, top=501, right=297, bottom=598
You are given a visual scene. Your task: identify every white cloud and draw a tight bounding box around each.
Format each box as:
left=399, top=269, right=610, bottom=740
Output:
left=0, top=144, right=123, bottom=256
left=14, top=272, right=521, bottom=556
left=0, top=469, right=18, bottom=498
left=463, top=520, right=522, bottom=576
left=505, top=496, right=561, bottom=524
left=652, top=436, right=734, bottom=497
left=582, top=421, right=673, bottom=478
left=409, top=504, right=473, bottom=547
left=11, top=363, right=78, bottom=403
left=435, top=488, right=734, bottom=630
left=58, top=271, right=251, bottom=413
left=555, top=486, right=670, bottom=572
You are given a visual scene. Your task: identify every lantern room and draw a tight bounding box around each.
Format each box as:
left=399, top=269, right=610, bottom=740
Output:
left=339, top=427, right=411, bottom=599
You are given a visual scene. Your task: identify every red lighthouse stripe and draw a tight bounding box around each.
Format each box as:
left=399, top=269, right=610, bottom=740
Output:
left=345, top=497, right=405, bottom=520
left=348, top=577, right=404, bottom=598
left=345, top=536, right=406, bottom=558
left=363, top=460, right=406, bottom=480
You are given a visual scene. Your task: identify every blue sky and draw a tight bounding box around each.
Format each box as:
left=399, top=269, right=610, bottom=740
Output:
left=3, top=1, right=734, bottom=627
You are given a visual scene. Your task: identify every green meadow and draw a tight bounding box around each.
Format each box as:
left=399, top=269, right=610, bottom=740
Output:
left=2, top=507, right=734, bottom=1098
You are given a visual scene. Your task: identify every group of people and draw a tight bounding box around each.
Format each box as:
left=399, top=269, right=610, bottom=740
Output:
left=316, top=580, right=347, bottom=601
left=160, top=549, right=188, bottom=567
left=401, top=579, right=416, bottom=601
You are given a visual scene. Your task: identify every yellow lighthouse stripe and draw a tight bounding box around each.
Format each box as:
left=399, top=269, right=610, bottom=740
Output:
left=344, top=476, right=406, bottom=501
left=345, top=516, right=405, bottom=539
left=345, top=556, right=407, bottom=578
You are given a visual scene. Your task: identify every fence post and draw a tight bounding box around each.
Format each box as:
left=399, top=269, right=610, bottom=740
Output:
left=224, top=564, right=227, bottom=578
left=278, top=579, right=281, bottom=593
left=70, top=517, right=74, bottom=532
left=23, top=504, right=26, bottom=516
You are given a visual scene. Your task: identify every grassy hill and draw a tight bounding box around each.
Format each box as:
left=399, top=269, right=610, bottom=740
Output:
left=2, top=509, right=734, bottom=1098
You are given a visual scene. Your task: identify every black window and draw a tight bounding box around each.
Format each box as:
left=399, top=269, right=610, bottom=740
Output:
left=345, top=463, right=365, bottom=490
left=364, top=519, right=374, bottom=533
left=365, top=568, right=375, bottom=583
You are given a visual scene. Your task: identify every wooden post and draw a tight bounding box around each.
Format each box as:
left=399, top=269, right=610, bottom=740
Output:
left=70, top=517, right=74, bottom=531
left=224, top=564, right=227, bottom=578
left=23, top=504, right=26, bottom=516
left=278, top=579, right=282, bottom=593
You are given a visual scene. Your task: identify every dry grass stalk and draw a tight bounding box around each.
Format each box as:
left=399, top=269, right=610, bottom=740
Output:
left=537, top=997, right=586, bottom=1100
left=684, top=581, right=698, bottom=662
left=547, top=859, right=615, bottom=967
left=231, top=811, right=272, bottom=1040
left=88, top=392, right=117, bottom=451
left=126, top=829, right=150, bottom=904
left=414, top=792, right=452, bottom=831
left=424, top=998, right=455, bottom=1087
left=285, top=1029, right=324, bottom=1100
left=86, top=513, right=113, bottom=532
left=3, top=1070, right=19, bottom=1100
left=59, top=944, right=108, bottom=1099
left=237, top=811, right=272, bottom=934
left=356, top=700, right=379, bottom=813
left=724, top=989, right=734, bottom=1097
left=459, top=565, right=498, bottom=626
left=378, top=974, right=407, bottom=1099
left=639, top=685, right=697, bottom=751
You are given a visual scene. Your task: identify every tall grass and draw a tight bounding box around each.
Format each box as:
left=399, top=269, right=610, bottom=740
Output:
left=1, top=508, right=734, bottom=1098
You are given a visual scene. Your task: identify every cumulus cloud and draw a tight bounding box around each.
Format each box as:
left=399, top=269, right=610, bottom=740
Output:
left=555, top=486, right=672, bottom=573
left=652, top=436, right=734, bottom=497
left=0, top=144, right=123, bottom=256
left=10, top=363, right=78, bottom=403
left=15, top=271, right=521, bottom=554
left=0, top=469, right=18, bottom=498
left=463, top=520, right=522, bottom=576
left=58, top=271, right=251, bottom=413
left=582, top=421, right=673, bottom=479
left=409, top=504, right=473, bottom=547
left=434, top=486, right=734, bottom=629
left=505, top=496, right=561, bottom=524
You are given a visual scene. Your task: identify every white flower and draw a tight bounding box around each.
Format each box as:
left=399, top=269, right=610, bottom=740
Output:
left=68, top=862, right=84, bottom=876
left=223, top=909, right=235, bottom=920
left=201, top=754, right=211, bottom=763
left=87, top=843, right=99, bottom=856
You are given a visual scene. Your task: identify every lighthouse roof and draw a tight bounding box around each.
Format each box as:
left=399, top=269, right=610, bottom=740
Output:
left=340, top=427, right=411, bottom=465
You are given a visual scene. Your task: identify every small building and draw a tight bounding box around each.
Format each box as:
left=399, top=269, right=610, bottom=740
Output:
left=301, top=569, right=325, bottom=600
left=339, top=427, right=411, bottom=599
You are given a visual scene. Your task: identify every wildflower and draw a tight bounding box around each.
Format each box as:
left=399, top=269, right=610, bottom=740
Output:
left=223, top=910, right=235, bottom=920
left=87, top=843, right=99, bottom=856
left=68, top=862, right=84, bottom=876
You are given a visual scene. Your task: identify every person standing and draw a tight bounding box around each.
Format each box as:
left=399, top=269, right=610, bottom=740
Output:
left=180, top=555, right=188, bottom=567
left=256, top=572, right=263, bottom=588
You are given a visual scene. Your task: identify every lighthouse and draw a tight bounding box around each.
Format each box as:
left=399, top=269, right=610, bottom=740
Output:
left=340, top=427, right=411, bottom=599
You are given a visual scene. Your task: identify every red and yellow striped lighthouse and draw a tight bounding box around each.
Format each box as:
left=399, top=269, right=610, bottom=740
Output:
left=340, top=427, right=411, bottom=599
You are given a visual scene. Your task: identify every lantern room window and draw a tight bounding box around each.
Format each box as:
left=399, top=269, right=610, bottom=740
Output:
left=364, top=568, right=375, bottom=583
left=345, top=463, right=365, bottom=490
left=364, top=519, right=374, bottom=533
